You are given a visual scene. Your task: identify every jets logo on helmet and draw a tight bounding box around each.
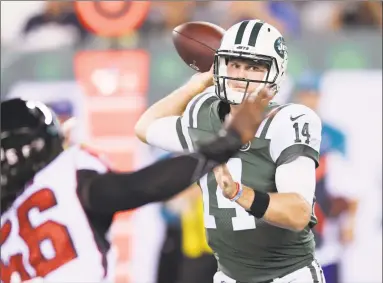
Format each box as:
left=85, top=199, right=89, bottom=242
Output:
left=274, top=37, right=287, bottom=59
left=213, top=19, right=288, bottom=104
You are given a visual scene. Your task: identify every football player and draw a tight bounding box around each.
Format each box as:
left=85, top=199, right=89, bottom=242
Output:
left=135, top=20, right=325, bottom=283
left=0, top=92, right=269, bottom=283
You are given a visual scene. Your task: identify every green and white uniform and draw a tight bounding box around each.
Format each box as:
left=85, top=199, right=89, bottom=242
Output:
left=175, top=90, right=322, bottom=283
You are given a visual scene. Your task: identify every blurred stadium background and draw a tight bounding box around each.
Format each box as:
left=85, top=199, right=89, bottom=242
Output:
left=1, top=1, right=382, bottom=283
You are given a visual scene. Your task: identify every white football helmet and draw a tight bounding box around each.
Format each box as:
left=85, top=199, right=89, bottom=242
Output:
left=213, top=20, right=288, bottom=104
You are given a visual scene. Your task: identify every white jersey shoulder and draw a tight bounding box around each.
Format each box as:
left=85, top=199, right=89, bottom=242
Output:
left=267, top=103, right=322, bottom=163
left=0, top=146, right=108, bottom=283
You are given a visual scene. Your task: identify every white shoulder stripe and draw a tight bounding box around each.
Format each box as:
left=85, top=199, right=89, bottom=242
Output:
left=255, top=118, right=269, bottom=138
left=182, top=86, right=216, bottom=127
left=182, top=88, right=213, bottom=128
left=180, top=87, right=215, bottom=150
left=191, top=92, right=216, bottom=128
left=255, top=103, right=292, bottom=138
left=180, top=119, right=194, bottom=151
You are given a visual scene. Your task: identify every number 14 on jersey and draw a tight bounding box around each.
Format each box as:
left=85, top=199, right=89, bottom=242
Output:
left=200, top=158, right=256, bottom=231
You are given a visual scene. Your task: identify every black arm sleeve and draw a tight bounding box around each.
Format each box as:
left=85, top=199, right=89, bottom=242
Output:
left=79, top=129, right=242, bottom=214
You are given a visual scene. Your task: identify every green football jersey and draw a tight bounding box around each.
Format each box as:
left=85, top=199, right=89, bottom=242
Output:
left=175, top=90, right=322, bottom=283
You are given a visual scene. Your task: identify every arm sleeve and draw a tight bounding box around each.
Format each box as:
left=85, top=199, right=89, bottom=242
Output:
left=275, top=156, right=316, bottom=206
left=145, top=89, right=217, bottom=152
left=78, top=128, right=243, bottom=214
left=146, top=116, right=186, bottom=152
left=269, top=104, right=322, bottom=167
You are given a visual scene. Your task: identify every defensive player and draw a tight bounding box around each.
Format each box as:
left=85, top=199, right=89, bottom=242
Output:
left=0, top=93, right=270, bottom=283
left=136, top=20, right=325, bottom=283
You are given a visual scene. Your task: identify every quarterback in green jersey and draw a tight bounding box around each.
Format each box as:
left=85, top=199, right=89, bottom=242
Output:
left=136, top=19, right=325, bottom=283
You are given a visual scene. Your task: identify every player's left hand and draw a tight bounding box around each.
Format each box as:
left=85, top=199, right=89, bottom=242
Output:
left=214, top=164, right=237, bottom=199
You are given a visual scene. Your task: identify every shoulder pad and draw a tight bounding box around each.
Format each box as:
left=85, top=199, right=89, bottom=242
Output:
left=265, top=104, right=321, bottom=139
left=182, top=88, right=218, bottom=130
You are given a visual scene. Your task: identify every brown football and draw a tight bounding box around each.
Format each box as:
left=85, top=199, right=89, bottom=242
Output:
left=172, top=21, right=225, bottom=72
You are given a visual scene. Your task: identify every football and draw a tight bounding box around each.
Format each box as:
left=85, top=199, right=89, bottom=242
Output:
left=172, top=21, right=225, bottom=72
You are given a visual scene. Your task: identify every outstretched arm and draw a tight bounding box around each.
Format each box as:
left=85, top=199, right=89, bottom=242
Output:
left=78, top=129, right=241, bottom=214
left=79, top=88, right=274, bottom=215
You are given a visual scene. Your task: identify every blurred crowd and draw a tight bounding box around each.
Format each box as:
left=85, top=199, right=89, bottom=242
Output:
left=1, top=1, right=382, bottom=51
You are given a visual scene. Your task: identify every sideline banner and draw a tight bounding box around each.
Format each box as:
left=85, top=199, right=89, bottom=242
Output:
left=75, top=50, right=149, bottom=283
